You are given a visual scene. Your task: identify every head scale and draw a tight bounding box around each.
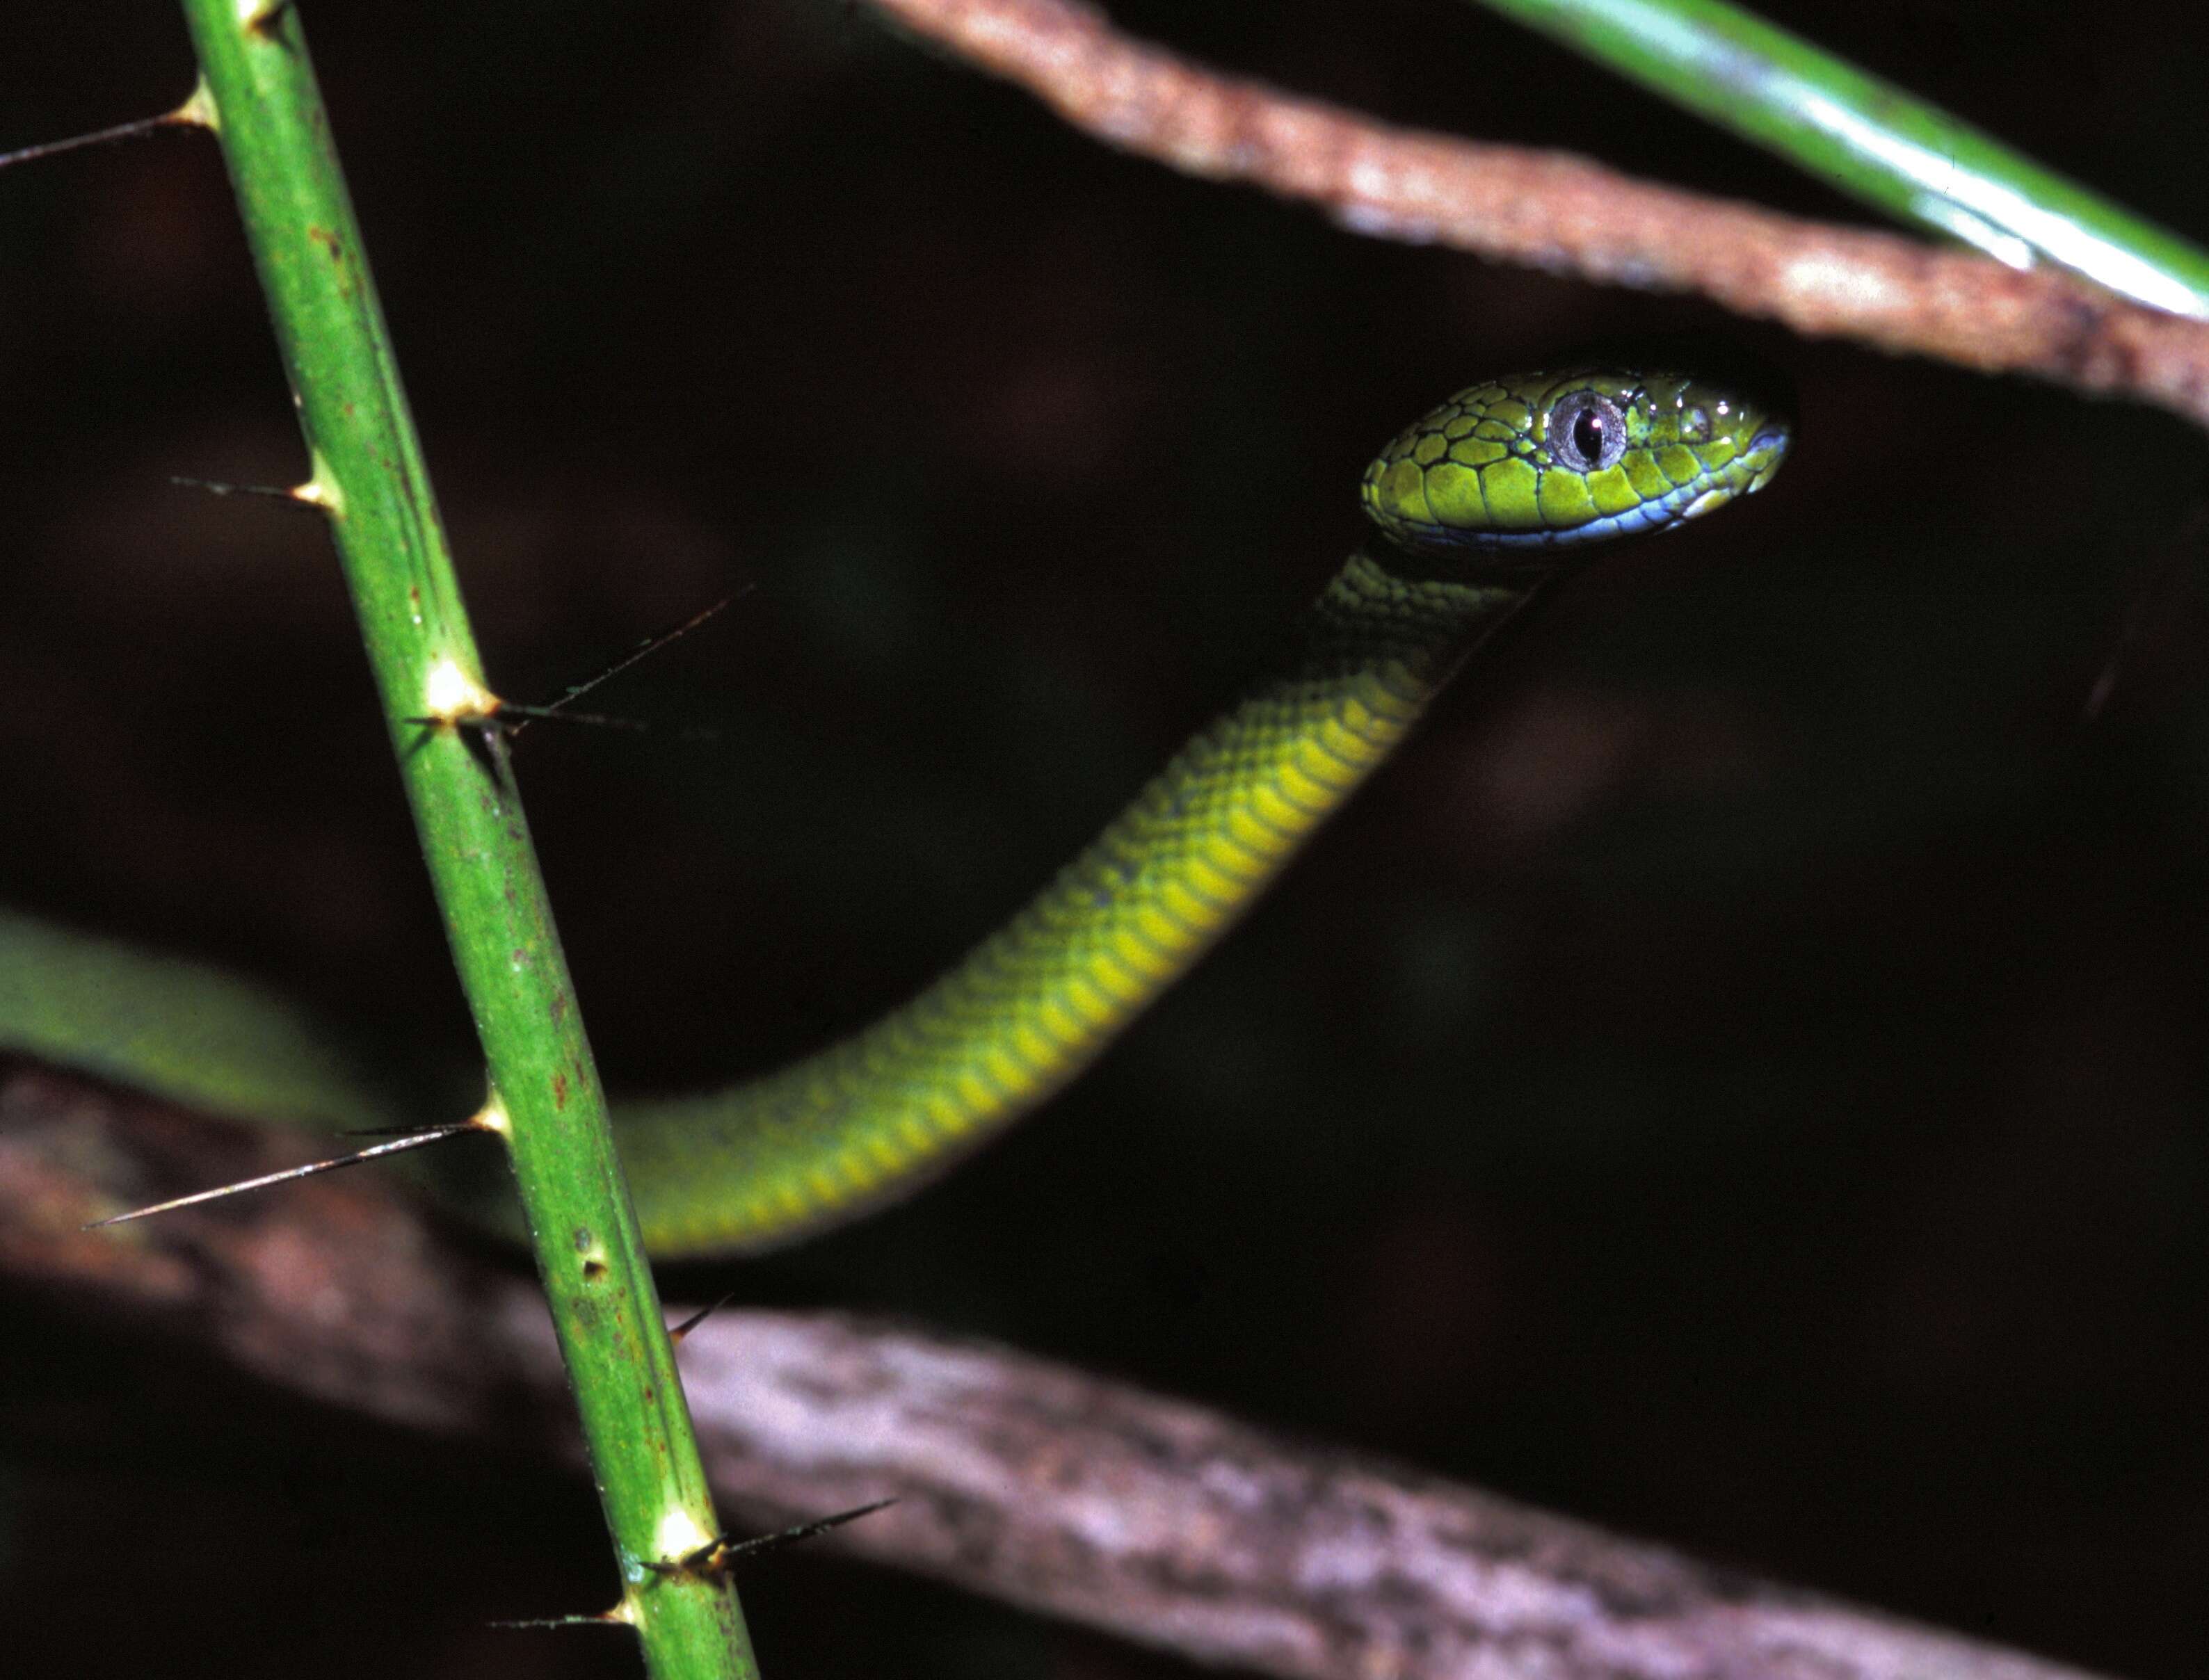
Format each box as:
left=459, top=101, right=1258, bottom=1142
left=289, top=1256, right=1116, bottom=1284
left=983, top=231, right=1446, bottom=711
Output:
left=1360, top=369, right=1791, bottom=558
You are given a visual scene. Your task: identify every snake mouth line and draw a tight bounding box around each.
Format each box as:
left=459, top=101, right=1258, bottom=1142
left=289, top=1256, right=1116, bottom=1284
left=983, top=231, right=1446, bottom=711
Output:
left=1745, top=429, right=1792, bottom=494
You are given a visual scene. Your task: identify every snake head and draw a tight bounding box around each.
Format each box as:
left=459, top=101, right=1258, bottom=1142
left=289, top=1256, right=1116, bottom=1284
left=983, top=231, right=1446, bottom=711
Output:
left=1360, top=368, right=1792, bottom=558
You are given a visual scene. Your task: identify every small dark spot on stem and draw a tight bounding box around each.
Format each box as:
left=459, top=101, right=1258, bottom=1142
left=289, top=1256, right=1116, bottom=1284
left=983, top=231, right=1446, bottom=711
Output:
left=552, top=1071, right=570, bottom=1110
left=573, top=1226, right=595, bottom=1252
left=581, top=1258, right=608, bottom=1282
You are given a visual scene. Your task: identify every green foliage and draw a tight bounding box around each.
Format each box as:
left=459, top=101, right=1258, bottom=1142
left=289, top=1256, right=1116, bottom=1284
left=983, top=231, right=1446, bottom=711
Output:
left=1472, top=0, right=2209, bottom=312
left=173, top=1, right=755, bottom=1672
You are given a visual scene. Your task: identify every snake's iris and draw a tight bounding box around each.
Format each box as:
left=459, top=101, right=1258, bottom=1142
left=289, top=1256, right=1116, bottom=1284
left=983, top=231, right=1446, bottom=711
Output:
left=1360, top=368, right=1790, bottom=554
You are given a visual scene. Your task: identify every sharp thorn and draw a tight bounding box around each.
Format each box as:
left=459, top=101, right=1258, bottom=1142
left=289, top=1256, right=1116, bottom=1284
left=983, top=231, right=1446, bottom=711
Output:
left=0, top=109, right=194, bottom=172
left=490, top=702, right=652, bottom=734
left=83, top=1120, right=486, bottom=1231
left=508, top=591, right=741, bottom=738
left=403, top=704, right=650, bottom=738
left=650, top=1499, right=898, bottom=1577
left=409, top=592, right=743, bottom=750
left=668, top=1291, right=739, bottom=1345
left=402, top=714, right=482, bottom=730
left=487, top=1610, right=627, bottom=1631
left=170, top=475, right=329, bottom=513
left=243, top=0, right=300, bottom=35
left=711, top=1499, right=898, bottom=1565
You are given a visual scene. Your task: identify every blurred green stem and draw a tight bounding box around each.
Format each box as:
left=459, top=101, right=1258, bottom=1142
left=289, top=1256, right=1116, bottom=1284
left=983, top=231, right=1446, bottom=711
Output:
left=1466, top=0, right=2209, bottom=316
left=175, top=2, right=755, bottom=1673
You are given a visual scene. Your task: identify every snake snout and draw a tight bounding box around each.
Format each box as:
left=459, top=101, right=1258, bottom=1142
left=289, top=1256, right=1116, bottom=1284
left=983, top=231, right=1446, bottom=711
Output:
left=1740, top=419, right=1794, bottom=496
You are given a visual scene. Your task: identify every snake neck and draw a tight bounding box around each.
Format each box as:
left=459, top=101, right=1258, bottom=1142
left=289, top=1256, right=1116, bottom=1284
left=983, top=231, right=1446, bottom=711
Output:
left=1297, top=542, right=1537, bottom=690
left=617, top=546, right=1534, bottom=1255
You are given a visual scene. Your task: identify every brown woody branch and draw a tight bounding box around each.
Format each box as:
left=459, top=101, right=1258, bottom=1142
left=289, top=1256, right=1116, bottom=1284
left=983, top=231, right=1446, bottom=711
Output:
left=1, top=1064, right=2108, bottom=1680
left=865, top=0, right=2209, bottom=429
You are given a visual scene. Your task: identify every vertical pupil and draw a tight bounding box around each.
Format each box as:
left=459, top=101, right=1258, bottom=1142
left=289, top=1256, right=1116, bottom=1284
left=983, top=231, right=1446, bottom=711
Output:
left=1572, top=407, right=1607, bottom=462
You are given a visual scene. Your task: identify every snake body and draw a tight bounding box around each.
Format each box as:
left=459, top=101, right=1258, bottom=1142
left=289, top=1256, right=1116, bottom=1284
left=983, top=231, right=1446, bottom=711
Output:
left=0, top=366, right=1789, bottom=1256
left=509, top=366, right=1791, bottom=1254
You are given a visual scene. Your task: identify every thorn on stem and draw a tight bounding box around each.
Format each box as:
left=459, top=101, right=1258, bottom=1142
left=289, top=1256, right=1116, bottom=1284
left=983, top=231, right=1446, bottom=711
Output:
left=243, top=0, right=300, bottom=38
left=506, top=592, right=742, bottom=738
left=488, top=1608, right=629, bottom=1631
left=484, top=701, right=652, bottom=734
left=0, top=106, right=200, bottom=173
left=668, top=1292, right=739, bottom=1345
left=170, top=475, right=330, bottom=514
left=405, top=592, right=741, bottom=762
left=646, top=1500, right=898, bottom=1578
left=82, top=1119, right=490, bottom=1233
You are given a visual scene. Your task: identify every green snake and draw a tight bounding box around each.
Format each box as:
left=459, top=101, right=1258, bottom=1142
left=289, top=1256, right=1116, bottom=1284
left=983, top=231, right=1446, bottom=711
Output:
left=0, top=366, right=1790, bottom=1257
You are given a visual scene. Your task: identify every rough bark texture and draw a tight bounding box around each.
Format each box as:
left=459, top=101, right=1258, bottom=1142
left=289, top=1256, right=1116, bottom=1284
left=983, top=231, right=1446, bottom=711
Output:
left=865, top=0, right=2209, bottom=430
left=3, top=1064, right=2107, bottom=1680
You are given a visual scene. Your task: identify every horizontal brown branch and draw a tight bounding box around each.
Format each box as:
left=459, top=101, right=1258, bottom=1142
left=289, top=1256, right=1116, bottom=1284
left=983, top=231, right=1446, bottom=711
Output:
left=865, top=0, right=2209, bottom=429
left=1, top=1064, right=2107, bottom=1680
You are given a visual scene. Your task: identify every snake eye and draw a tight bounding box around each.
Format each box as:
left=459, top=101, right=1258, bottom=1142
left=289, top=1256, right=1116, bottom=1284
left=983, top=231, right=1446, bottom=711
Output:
left=1546, top=391, right=1628, bottom=473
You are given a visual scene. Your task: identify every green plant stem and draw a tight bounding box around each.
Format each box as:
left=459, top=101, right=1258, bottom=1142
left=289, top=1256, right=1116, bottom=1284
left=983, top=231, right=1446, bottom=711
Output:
left=175, top=3, right=755, bottom=1673
left=1465, top=0, right=2209, bottom=317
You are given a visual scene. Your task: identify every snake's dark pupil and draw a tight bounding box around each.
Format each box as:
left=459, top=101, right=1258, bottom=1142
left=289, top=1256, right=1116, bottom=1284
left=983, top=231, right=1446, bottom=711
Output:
left=1572, top=408, right=1607, bottom=463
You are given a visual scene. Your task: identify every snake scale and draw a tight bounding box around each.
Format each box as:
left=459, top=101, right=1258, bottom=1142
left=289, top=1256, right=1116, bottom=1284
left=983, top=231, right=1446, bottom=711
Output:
left=0, top=366, right=1790, bottom=1255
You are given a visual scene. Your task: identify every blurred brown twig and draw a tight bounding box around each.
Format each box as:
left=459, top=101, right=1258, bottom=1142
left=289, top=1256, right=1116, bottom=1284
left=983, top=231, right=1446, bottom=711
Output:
left=1, top=1064, right=2110, bottom=1680
left=867, top=0, right=2209, bottom=428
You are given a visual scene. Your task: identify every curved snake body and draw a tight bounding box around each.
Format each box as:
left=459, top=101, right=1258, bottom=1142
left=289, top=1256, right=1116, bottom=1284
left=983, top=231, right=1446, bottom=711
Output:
left=616, top=368, right=1790, bottom=1252
left=0, top=366, right=1790, bottom=1256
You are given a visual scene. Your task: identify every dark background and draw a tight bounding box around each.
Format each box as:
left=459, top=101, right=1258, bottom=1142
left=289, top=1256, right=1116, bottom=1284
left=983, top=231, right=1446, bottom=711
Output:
left=3, top=1, right=2206, bottom=1675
